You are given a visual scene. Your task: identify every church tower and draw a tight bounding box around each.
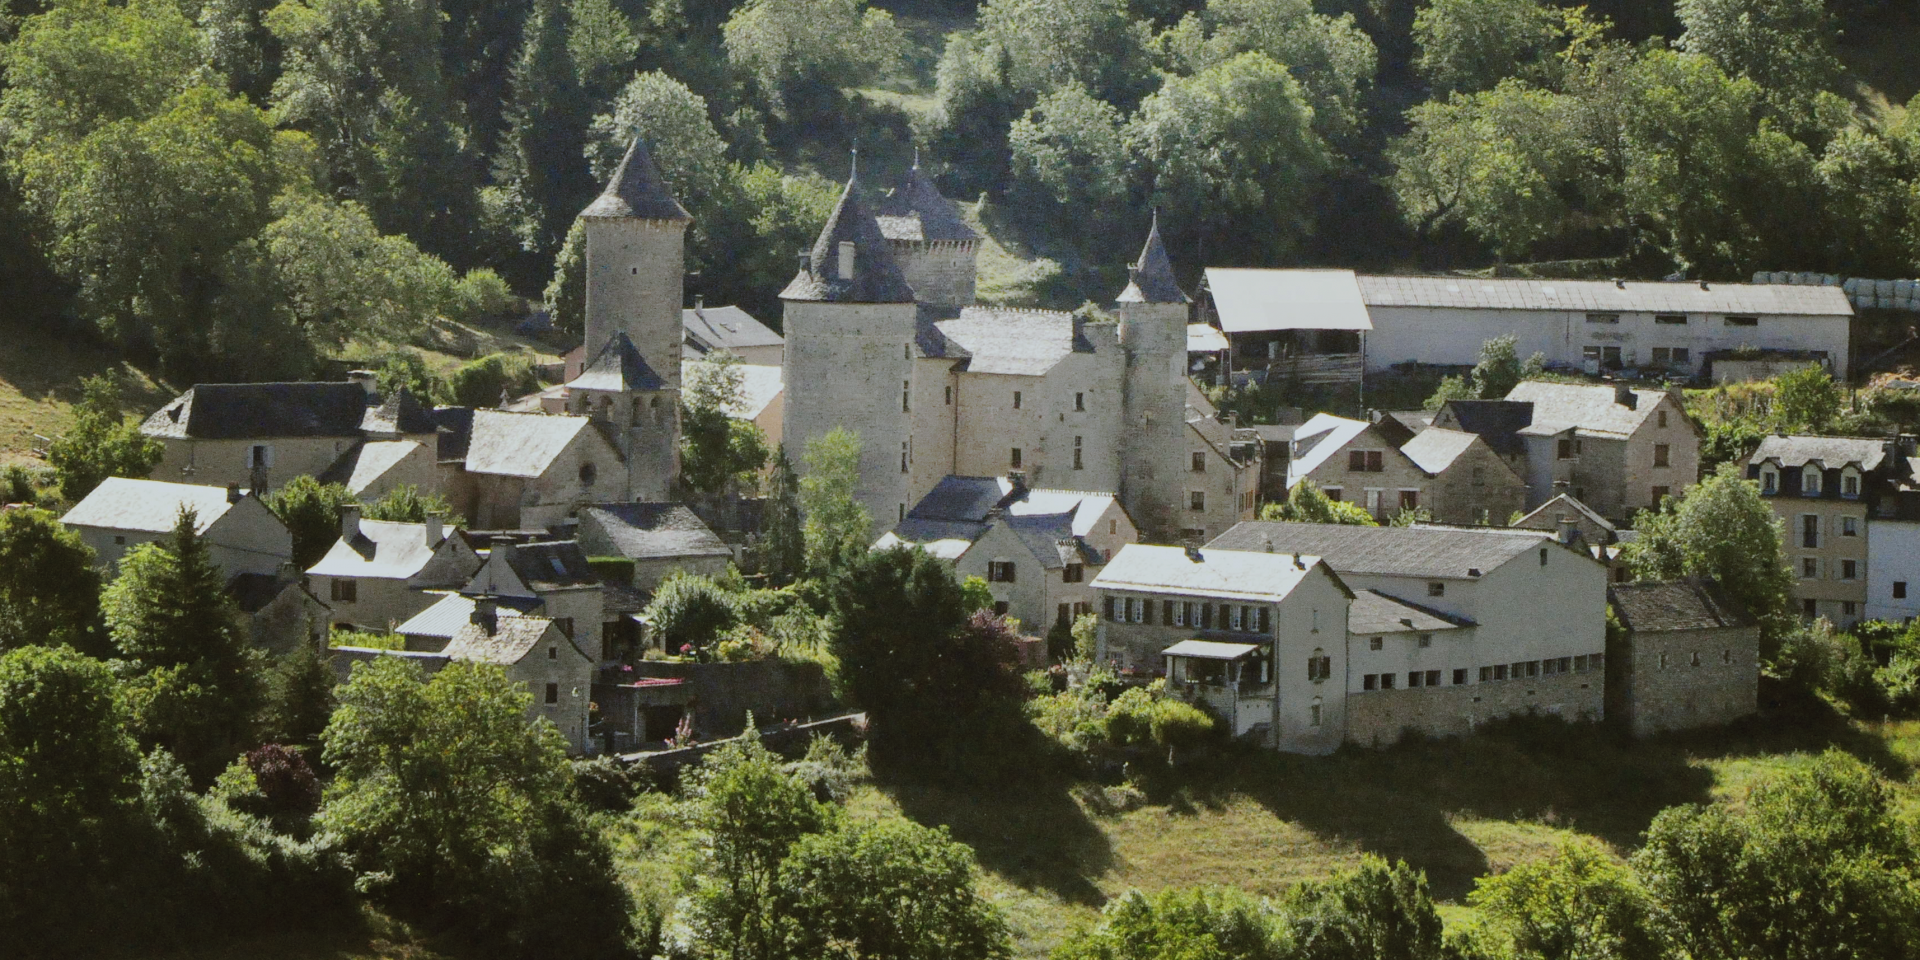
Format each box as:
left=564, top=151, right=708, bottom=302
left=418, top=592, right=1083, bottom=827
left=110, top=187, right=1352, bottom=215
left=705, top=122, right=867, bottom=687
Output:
left=873, top=158, right=979, bottom=312
left=780, top=162, right=920, bottom=526
left=566, top=138, right=691, bottom=500
left=1115, top=212, right=1191, bottom=543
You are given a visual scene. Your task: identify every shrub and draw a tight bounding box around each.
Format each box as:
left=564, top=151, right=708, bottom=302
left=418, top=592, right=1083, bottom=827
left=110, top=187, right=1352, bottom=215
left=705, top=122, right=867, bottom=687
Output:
left=450, top=268, right=517, bottom=323
left=245, top=743, right=322, bottom=818
left=444, top=352, right=540, bottom=408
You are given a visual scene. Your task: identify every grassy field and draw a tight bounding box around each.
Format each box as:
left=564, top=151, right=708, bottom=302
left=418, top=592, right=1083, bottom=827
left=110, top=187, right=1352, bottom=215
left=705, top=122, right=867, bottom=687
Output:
left=0, top=316, right=173, bottom=469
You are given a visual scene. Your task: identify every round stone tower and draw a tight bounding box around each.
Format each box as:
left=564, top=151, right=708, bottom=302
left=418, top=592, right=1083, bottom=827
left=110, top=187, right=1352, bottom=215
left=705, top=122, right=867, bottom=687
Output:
left=1115, top=212, right=1192, bottom=542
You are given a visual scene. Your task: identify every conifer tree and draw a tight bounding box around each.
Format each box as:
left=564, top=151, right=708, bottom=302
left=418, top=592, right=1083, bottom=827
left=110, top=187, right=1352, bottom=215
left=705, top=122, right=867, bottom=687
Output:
left=487, top=0, right=595, bottom=277
left=759, top=447, right=805, bottom=586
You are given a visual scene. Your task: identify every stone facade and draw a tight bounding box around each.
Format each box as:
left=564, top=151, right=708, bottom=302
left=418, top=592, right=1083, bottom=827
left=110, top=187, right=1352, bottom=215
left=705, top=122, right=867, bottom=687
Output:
left=1345, top=669, right=1603, bottom=745
left=888, top=239, right=978, bottom=310
left=1118, top=297, right=1192, bottom=542
left=1422, top=438, right=1527, bottom=526
left=1295, top=420, right=1430, bottom=521
left=781, top=299, right=919, bottom=525
left=1607, top=580, right=1760, bottom=736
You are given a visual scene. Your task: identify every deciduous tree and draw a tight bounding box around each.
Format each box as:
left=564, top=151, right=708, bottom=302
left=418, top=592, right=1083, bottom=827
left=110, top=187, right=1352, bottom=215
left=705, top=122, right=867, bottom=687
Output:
left=0, top=507, right=104, bottom=654
left=800, top=426, right=871, bottom=575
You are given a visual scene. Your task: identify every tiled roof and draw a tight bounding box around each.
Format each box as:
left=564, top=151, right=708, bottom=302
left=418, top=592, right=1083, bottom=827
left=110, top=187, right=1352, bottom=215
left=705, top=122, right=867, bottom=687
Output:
left=1434, top=400, right=1533, bottom=458
left=320, top=439, right=425, bottom=494
left=781, top=172, right=916, bottom=304
left=463, top=410, right=594, bottom=478
left=1117, top=213, right=1188, bottom=304
left=569, top=331, right=666, bottom=392
left=308, top=519, right=453, bottom=580
left=1208, top=521, right=1556, bottom=579
left=61, top=478, right=237, bottom=533
left=1356, top=275, right=1853, bottom=316
left=443, top=616, right=557, bottom=665
left=359, top=389, right=436, bottom=435
left=1506, top=381, right=1666, bottom=439
left=1749, top=435, right=1892, bottom=471
left=683, top=305, right=783, bottom=352
left=873, top=165, right=977, bottom=243
left=930, top=307, right=1082, bottom=376
left=1399, top=427, right=1479, bottom=474
left=1091, top=545, right=1340, bottom=603
left=1609, top=578, right=1755, bottom=632
left=582, top=502, right=730, bottom=561
left=141, top=382, right=371, bottom=440
left=580, top=139, right=690, bottom=221
left=1349, top=589, right=1474, bottom=634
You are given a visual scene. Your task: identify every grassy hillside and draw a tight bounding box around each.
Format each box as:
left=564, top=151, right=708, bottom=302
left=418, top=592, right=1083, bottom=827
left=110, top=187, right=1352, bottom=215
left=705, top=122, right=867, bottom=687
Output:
left=0, top=317, right=172, bottom=469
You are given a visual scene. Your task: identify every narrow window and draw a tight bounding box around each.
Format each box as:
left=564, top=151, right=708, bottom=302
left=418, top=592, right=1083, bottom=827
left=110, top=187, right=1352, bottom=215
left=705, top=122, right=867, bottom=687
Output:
left=1723, top=649, right=1732, bottom=665
left=902, top=380, right=910, bottom=412
left=1452, top=668, right=1467, bottom=685
left=1658, top=410, right=1669, bottom=427
left=1802, top=514, right=1819, bottom=549
left=1842, top=559, right=1858, bottom=580
left=1075, top=392, right=1085, bottom=412
left=1104, top=596, right=1116, bottom=620
left=548, top=645, right=557, bottom=659
left=1174, top=603, right=1186, bottom=627
left=944, top=385, right=952, bottom=405
left=1843, top=516, right=1859, bottom=537
left=1013, top=391, right=1022, bottom=409
left=1310, top=699, right=1322, bottom=726
left=1691, top=651, right=1701, bottom=667
left=901, top=441, right=909, bottom=472
left=1193, top=451, right=1208, bottom=472
left=1162, top=600, right=1174, bottom=626
left=1654, top=443, right=1670, bottom=467
left=1190, top=491, right=1205, bottom=511
left=1896, top=582, right=1908, bottom=599
left=1011, top=447, right=1022, bottom=469
left=545, top=683, right=559, bottom=704
left=1364, top=674, right=1378, bottom=691
left=1540, top=548, right=1548, bottom=566
left=1074, top=436, right=1084, bottom=470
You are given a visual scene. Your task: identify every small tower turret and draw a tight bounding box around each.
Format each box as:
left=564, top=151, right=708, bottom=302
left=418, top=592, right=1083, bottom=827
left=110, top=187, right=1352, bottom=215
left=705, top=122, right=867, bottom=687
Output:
left=873, top=155, right=979, bottom=311
left=1115, top=211, right=1192, bottom=542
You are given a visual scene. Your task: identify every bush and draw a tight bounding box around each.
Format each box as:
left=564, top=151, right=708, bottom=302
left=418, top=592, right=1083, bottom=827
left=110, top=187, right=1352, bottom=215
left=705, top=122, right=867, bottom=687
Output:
left=245, top=743, right=322, bottom=819
left=450, top=268, right=517, bottom=323
left=643, top=573, right=740, bottom=658
left=444, top=352, right=541, bottom=408
left=586, top=555, right=635, bottom=585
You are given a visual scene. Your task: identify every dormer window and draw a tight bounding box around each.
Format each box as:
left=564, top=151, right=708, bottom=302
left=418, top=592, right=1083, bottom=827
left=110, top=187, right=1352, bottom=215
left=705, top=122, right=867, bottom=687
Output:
left=1760, top=467, right=1778, bottom=494
left=1802, top=465, right=1822, bottom=496
left=1841, top=467, right=1861, bottom=498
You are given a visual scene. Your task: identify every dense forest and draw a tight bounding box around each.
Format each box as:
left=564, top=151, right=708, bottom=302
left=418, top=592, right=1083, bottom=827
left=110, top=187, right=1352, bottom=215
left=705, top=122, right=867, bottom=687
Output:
left=0, top=0, right=1913, bottom=382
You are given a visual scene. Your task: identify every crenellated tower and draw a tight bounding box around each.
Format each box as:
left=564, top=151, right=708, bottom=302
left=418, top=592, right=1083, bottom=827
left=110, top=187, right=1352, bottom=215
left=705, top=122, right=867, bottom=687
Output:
left=873, top=159, right=979, bottom=312
left=1115, top=212, right=1192, bottom=542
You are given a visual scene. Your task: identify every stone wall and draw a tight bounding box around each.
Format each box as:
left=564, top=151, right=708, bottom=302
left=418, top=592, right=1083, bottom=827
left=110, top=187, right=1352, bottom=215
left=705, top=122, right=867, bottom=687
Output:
left=780, top=299, right=918, bottom=526
left=627, top=659, right=836, bottom=739
left=1427, top=440, right=1526, bottom=526
left=584, top=216, right=686, bottom=393
left=1119, top=302, right=1191, bottom=542
left=889, top=239, right=977, bottom=309
left=1344, top=669, right=1603, bottom=746
left=1607, top=624, right=1759, bottom=737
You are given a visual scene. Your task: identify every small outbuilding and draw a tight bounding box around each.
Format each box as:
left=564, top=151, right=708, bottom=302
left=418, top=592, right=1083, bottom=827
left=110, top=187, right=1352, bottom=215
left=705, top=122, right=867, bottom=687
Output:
left=1606, top=578, right=1760, bottom=737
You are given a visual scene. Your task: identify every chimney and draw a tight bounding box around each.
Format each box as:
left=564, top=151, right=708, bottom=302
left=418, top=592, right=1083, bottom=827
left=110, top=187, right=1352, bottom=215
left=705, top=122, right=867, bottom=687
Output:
left=797, top=251, right=812, bottom=274
left=1615, top=383, right=1637, bottom=409
left=1184, top=545, right=1203, bottom=562
left=1614, top=279, right=1626, bottom=289
left=1006, top=470, right=1027, bottom=497
left=694, top=294, right=705, bottom=312
left=1261, top=534, right=1273, bottom=553
left=226, top=482, right=242, bottom=504
left=1553, top=479, right=1570, bottom=494
left=491, top=535, right=517, bottom=569
left=424, top=511, right=443, bottom=546
left=1557, top=517, right=1577, bottom=545
left=338, top=503, right=361, bottom=541
left=471, top=596, right=498, bottom=636
left=347, top=369, right=378, bottom=397
left=838, top=240, right=856, bottom=278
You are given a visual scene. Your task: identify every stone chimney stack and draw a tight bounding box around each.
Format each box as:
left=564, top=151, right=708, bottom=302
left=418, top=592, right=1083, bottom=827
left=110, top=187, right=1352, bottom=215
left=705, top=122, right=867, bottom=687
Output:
left=347, top=369, right=378, bottom=397
left=491, top=536, right=516, bottom=568
left=227, top=482, right=242, bottom=504
left=471, top=596, right=498, bottom=635
left=424, top=511, right=443, bottom=546
left=1557, top=517, right=1577, bottom=545
left=1615, top=383, right=1637, bottom=409
left=339, top=503, right=361, bottom=541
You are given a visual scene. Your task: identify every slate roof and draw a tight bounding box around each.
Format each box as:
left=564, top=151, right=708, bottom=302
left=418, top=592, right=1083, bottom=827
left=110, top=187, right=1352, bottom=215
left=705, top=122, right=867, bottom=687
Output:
left=928, top=308, right=1084, bottom=376
left=308, top=519, right=457, bottom=581
left=1288, top=413, right=1373, bottom=485
left=1749, top=435, right=1892, bottom=471
left=569, top=331, right=666, bottom=392
left=1349, top=589, right=1474, bottom=634
left=141, top=382, right=371, bottom=440
left=359, top=389, right=436, bottom=435
left=395, top=591, right=532, bottom=641
left=582, top=503, right=730, bottom=561
left=1609, top=578, right=1755, bottom=632
left=320, top=439, right=425, bottom=494
left=683, top=305, right=783, bottom=354
left=1205, top=268, right=1370, bottom=332
left=881, top=477, right=1118, bottom=566
left=1003, top=512, right=1101, bottom=569
left=443, top=616, right=558, bottom=665
left=1117, top=213, right=1189, bottom=304
left=781, top=172, right=916, bottom=303
left=507, top=540, right=600, bottom=591
left=62, top=478, right=237, bottom=533
left=1091, top=545, right=1344, bottom=603
left=1515, top=493, right=1617, bottom=539
left=463, top=410, right=596, bottom=478
left=580, top=139, right=690, bottom=221
left=1208, top=521, right=1557, bottom=580
left=432, top=407, right=474, bottom=462
left=1506, top=382, right=1667, bottom=439
left=682, top=360, right=783, bottom=420
left=1434, top=400, right=1534, bottom=458
left=1356, top=275, right=1853, bottom=316
left=873, top=164, right=977, bottom=243
left=1399, top=427, right=1480, bottom=475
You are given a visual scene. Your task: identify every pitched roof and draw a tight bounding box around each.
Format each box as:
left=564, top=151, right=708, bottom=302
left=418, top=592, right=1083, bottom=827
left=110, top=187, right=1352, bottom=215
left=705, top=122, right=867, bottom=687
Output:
left=61, top=478, right=237, bottom=533
left=141, top=382, right=372, bottom=440
left=1356, top=275, right=1853, bottom=316
left=1399, top=427, right=1480, bottom=474
left=320, top=439, right=426, bottom=494
left=1287, top=413, right=1373, bottom=484
left=1505, top=381, right=1668, bottom=439
left=308, top=519, right=455, bottom=580
left=873, top=164, right=977, bottom=243
left=1161, top=639, right=1261, bottom=660
left=1609, top=578, right=1755, bottom=632
left=928, top=307, right=1085, bottom=375
left=1515, top=493, right=1617, bottom=538
left=682, top=360, right=783, bottom=420
left=1208, top=521, right=1556, bottom=580
left=359, top=389, right=436, bottom=435
left=443, top=616, right=560, bottom=665
left=580, top=139, right=691, bottom=221
left=1349, top=589, right=1474, bottom=634
left=463, top=410, right=596, bottom=478
left=581, top=502, right=730, bottom=561
left=431, top=406, right=474, bottom=462
left=905, top=475, right=1115, bottom=534
left=569, top=331, right=666, bottom=392
left=683, top=305, right=783, bottom=353
left=873, top=522, right=979, bottom=560
left=1093, top=545, right=1348, bottom=603
left=506, top=539, right=600, bottom=592
left=1749, top=435, right=1892, bottom=471
left=395, top=591, right=531, bottom=641
left=1204, top=268, right=1370, bottom=332
left=781, top=172, right=916, bottom=303
left=1001, top=512, right=1100, bottom=570
left=1434, top=400, right=1533, bottom=458
left=1187, top=323, right=1230, bottom=352
left=1117, top=213, right=1189, bottom=304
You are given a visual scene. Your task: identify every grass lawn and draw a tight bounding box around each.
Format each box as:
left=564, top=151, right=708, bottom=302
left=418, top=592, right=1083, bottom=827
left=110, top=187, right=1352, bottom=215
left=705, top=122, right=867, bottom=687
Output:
left=0, top=315, right=173, bottom=468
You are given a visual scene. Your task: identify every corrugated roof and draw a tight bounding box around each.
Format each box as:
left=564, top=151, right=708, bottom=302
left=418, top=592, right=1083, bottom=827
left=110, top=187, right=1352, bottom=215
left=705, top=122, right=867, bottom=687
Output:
left=1205, top=268, right=1371, bottom=333
left=1399, top=428, right=1480, bottom=474
left=683, top=305, right=783, bottom=353
left=1091, top=544, right=1335, bottom=603
left=1357, top=275, right=1853, bottom=316
left=1506, top=381, right=1666, bottom=439
left=1117, top=213, right=1188, bottom=304
left=1349, top=589, right=1474, bottom=634
left=580, top=139, right=691, bottom=221
left=141, top=382, right=372, bottom=440
left=931, top=308, right=1081, bottom=376
left=1609, top=578, right=1755, bottom=632
left=308, top=519, right=452, bottom=580
left=874, top=165, right=977, bottom=243
left=582, top=503, right=730, bottom=561
left=463, top=410, right=593, bottom=478
left=1208, top=521, right=1555, bottom=579
left=782, top=172, right=916, bottom=304
left=1749, top=435, right=1891, bottom=471
left=61, top=478, right=236, bottom=533
left=569, top=331, right=666, bottom=392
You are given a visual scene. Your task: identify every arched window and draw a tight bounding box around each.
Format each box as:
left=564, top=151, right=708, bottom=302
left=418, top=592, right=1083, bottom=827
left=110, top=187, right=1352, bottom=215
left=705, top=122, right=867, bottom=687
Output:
left=1802, top=465, right=1823, bottom=495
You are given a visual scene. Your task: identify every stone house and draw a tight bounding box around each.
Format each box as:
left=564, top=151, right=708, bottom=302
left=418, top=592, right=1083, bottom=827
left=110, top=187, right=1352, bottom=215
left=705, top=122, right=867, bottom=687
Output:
left=1180, top=383, right=1262, bottom=542
left=876, top=475, right=1138, bottom=634
left=61, top=478, right=291, bottom=577
left=1207, top=521, right=1608, bottom=746
left=682, top=358, right=784, bottom=453
left=1513, top=492, right=1632, bottom=582
left=1606, top=579, right=1759, bottom=736
left=446, top=409, right=629, bottom=530
left=141, top=375, right=437, bottom=492
left=1867, top=462, right=1920, bottom=623
left=576, top=502, right=733, bottom=591
left=1398, top=427, right=1527, bottom=526
left=1287, top=413, right=1429, bottom=520
left=1091, top=545, right=1356, bottom=754
left=462, top=538, right=608, bottom=662
left=1747, top=435, right=1911, bottom=628
left=683, top=302, right=785, bottom=367
left=305, top=505, right=481, bottom=632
